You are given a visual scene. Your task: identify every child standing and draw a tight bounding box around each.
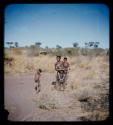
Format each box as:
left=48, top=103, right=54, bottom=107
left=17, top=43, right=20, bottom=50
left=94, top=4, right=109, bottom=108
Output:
left=62, top=57, right=70, bottom=85
left=34, top=69, right=42, bottom=93
left=62, top=57, right=70, bottom=74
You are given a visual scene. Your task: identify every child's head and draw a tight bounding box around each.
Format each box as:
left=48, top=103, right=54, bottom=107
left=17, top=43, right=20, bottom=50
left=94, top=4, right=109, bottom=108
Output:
left=63, top=57, right=67, bottom=61
left=38, top=69, right=42, bottom=73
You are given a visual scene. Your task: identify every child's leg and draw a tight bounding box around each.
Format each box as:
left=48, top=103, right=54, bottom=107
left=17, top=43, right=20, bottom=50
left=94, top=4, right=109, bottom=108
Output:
left=35, top=82, right=38, bottom=91
left=37, top=81, right=41, bottom=93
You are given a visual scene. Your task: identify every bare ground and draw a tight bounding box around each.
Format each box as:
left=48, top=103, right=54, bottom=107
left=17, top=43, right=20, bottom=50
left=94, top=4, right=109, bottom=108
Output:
left=4, top=68, right=109, bottom=121
left=5, top=71, right=109, bottom=121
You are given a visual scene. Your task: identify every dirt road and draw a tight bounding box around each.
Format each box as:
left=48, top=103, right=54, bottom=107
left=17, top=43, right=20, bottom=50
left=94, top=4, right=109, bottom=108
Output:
left=4, top=72, right=88, bottom=121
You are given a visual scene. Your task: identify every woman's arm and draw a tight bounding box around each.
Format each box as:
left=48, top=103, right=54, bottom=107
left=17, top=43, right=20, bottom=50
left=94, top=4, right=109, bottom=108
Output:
left=34, top=72, right=40, bottom=82
left=34, top=73, right=37, bottom=82
left=68, top=62, right=70, bottom=70
left=55, top=63, right=57, bottom=71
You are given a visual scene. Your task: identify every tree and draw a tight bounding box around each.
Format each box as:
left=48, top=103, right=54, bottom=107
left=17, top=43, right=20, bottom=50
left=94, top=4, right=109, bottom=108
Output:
left=73, top=42, right=79, bottom=48
left=10, top=42, right=13, bottom=45
left=94, top=42, right=99, bottom=48
left=56, top=45, right=62, bottom=49
left=88, top=42, right=94, bottom=47
left=15, top=42, right=18, bottom=48
left=6, top=42, right=13, bottom=56
left=6, top=42, right=13, bottom=48
left=35, top=42, right=41, bottom=48
left=85, top=42, right=99, bottom=48
left=45, top=46, right=49, bottom=49
left=6, top=42, right=10, bottom=48
left=85, top=42, right=88, bottom=48
left=94, top=44, right=98, bottom=48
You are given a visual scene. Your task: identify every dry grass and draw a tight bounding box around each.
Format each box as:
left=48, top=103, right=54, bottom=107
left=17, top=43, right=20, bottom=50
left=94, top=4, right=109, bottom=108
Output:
left=5, top=49, right=109, bottom=74
left=33, top=93, right=58, bottom=110
left=5, top=54, right=56, bottom=73
left=78, top=111, right=109, bottom=121
left=5, top=48, right=109, bottom=121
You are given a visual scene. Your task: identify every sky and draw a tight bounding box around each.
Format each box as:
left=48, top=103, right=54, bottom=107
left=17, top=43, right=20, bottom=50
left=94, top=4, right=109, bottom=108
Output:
left=4, top=4, right=109, bottom=48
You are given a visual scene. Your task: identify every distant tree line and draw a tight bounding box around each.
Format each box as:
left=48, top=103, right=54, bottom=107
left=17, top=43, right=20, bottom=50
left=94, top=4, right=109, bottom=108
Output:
left=6, top=42, right=18, bottom=48
left=56, top=41, right=100, bottom=49
left=6, top=41, right=100, bottom=49
left=84, top=42, right=100, bottom=48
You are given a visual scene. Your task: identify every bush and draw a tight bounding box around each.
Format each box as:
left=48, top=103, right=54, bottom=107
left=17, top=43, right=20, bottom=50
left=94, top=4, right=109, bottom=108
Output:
left=12, top=48, right=22, bottom=55
left=34, top=94, right=57, bottom=110
left=65, top=48, right=80, bottom=56
left=78, top=93, right=109, bottom=121
left=4, top=51, right=14, bottom=66
left=80, top=93, right=109, bottom=112
left=27, top=48, right=39, bottom=57
left=39, top=103, right=56, bottom=110
left=78, top=111, right=109, bottom=121
left=49, top=48, right=80, bottom=57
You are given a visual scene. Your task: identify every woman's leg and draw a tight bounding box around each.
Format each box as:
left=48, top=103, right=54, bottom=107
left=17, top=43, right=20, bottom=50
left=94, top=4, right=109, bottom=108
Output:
left=65, top=72, right=68, bottom=85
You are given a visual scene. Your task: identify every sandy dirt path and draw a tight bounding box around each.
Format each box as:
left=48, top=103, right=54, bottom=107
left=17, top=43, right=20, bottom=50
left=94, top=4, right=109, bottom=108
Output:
left=4, top=72, right=84, bottom=121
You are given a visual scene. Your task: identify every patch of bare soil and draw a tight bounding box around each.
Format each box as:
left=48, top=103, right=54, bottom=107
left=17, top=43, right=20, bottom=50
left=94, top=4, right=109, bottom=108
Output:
left=5, top=71, right=109, bottom=121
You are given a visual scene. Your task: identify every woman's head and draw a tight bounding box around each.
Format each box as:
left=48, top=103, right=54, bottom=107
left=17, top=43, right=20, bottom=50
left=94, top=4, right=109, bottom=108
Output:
left=38, top=69, right=42, bottom=73
left=56, top=55, right=61, bottom=61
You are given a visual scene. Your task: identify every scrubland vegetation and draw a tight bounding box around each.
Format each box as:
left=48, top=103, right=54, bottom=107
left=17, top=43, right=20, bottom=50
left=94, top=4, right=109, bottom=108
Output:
left=5, top=47, right=109, bottom=121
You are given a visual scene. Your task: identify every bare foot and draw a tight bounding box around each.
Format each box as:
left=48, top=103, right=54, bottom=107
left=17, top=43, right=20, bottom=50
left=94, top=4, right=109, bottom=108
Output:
left=35, top=86, right=37, bottom=91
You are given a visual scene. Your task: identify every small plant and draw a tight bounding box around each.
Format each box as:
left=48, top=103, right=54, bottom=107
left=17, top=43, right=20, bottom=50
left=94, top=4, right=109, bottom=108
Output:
left=38, top=103, right=56, bottom=110
left=78, top=90, right=89, bottom=102
left=39, top=104, right=49, bottom=110
left=34, top=93, right=57, bottom=110
left=70, top=85, right=74, bottom=90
